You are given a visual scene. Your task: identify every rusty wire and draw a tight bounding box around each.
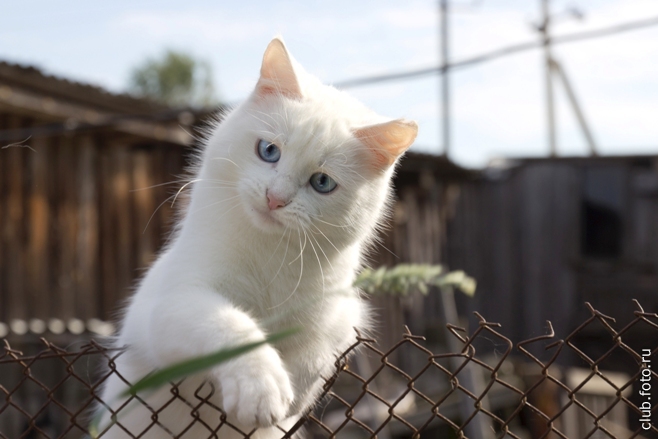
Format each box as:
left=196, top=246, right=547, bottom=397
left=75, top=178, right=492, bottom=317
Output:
left=1, top=300, right=656, bottom=439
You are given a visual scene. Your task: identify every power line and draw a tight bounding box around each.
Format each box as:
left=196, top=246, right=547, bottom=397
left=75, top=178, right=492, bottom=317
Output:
left=2, top=14, right=658, bottom=142
left=333, top=15, right=658, bottom=88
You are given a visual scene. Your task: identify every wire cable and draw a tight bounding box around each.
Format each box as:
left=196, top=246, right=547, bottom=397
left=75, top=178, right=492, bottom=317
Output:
left=1, top=15, right=658, bottom=141
left=333, top=15, right=658, bottom=88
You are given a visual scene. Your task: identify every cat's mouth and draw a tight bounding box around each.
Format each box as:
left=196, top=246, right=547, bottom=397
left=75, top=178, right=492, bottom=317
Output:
left=250, top=206, right=285, bottom=229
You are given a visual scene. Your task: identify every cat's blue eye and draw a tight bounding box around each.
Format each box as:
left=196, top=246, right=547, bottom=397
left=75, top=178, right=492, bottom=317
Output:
left=309, top=173, right=337, bottom=193
left=256, top=139, right=281, bottom=163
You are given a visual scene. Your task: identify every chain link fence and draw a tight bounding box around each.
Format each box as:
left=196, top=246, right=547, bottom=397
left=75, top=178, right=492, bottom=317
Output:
left=1, top=300, right=656, bottom=438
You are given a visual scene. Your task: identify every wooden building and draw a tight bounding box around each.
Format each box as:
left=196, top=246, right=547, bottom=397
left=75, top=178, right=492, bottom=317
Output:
left=0, top=61, right=477, bottom=342
left=0, top=61, right=196, bottom=327
left=2, top=60, right=654, bottom=363
left=446, top=156, right=658, bottom=360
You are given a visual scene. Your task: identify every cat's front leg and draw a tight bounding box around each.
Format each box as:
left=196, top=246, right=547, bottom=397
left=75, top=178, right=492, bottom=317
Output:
left=129, top=286, right=294, bottom=428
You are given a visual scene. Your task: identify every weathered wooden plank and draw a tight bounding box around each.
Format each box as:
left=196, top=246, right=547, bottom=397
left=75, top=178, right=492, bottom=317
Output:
left=0, top=112, right=7, bottom=322
left=45, top=135, right=59, bottom=321
left=99, top=142, right=117, bottom=320
left=26, top=134, right=50, bottom=319
left=519, top=164, right=554, bottom=345
left=462, top=182, right=490, bottom=329
left=133, top=149, right=156, bottom=269
left=630, top=169, right=658, bottom=265
left=482, top=177, right=515, bottom=334
left=54, top=135, right=78, bottom=320
left=4, top=115, right=27, bottom=320
left=546, top=164, right=579, bottom=337
left=76, top=136, right=99, bottom=319
left=114, top=145, right=134, bottom=305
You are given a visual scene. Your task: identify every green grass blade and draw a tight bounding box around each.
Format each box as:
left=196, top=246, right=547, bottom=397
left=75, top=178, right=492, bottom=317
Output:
left=122, top=327, right=299, bottom=397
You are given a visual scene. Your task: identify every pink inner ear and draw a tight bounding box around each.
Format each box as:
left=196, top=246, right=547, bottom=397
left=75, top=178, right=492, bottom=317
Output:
left=353, top=119, right=418, bottom=169
left=256, top=39, right=302, bottom=99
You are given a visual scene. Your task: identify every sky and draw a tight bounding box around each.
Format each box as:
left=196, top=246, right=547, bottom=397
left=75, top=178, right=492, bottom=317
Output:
left=1, top=0, right=657, bottom=168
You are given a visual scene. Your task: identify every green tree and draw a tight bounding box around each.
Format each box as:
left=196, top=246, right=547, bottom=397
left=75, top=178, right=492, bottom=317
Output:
left=129, top=50, right=217, bottom=108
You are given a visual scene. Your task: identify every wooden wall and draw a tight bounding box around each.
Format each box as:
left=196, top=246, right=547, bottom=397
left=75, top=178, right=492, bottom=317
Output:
left=0, top=119, right=469, bottom=347
left=0, top=113, right=188, bottom=322
left=367, top=174, right=468, bottom=351
left=446, top=158, right=658, bottom=360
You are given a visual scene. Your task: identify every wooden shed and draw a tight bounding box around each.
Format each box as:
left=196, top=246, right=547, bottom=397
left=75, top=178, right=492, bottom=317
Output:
left=0, top=61, right=196, bottom=326
left=446, top=155, right=658, bottom=362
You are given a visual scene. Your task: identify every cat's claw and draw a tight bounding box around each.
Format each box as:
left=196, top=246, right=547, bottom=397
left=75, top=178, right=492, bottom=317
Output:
left=217, top=345, right=294, bottom=428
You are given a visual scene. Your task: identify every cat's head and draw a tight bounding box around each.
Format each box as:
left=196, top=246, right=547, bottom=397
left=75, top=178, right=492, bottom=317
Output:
left=201, top=38, right=417, bottom=250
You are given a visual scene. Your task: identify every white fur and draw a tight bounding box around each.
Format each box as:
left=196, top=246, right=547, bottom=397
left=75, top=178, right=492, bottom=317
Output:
left=98, top=39, right=413, bottom=439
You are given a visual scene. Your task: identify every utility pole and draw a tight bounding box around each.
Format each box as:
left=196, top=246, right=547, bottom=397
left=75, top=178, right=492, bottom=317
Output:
left=440, top=0, right=451, bottom=157
left=538, top=0, right=598, bottom=156
left=552, top=60, right=598, bottom=155
left=540, top=0, right=557, bottom=156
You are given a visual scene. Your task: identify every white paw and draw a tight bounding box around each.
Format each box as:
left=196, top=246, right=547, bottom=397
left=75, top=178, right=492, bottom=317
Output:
left=216, top=345, right=294, bottom=428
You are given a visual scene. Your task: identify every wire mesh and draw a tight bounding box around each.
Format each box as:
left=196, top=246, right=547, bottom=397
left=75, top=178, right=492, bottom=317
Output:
left=1, top=300, right=656, bottom=438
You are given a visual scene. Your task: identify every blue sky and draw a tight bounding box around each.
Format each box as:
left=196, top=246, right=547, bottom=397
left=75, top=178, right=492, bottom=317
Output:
left=2, top=0, right=657, bottom=167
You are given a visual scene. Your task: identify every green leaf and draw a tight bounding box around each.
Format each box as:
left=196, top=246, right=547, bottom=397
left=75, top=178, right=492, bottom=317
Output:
left=122, top=327, right=299, bottom=397
left=354, top=264, right=476, bottom=297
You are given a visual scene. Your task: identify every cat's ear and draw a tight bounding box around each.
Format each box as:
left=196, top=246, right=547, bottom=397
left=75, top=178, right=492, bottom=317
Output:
left=255, top=38, right=302, bottom=99
left=353, top=119, right=418, bottom=169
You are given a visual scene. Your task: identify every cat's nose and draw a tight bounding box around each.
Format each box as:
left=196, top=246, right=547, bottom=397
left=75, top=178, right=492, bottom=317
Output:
left=267, top=191, right=289, bottom=210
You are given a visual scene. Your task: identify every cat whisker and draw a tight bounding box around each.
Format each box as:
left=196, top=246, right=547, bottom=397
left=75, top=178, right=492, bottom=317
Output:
left=309, top=213, right=354, bottom=229
left=248, top=114, right=276, bottom=132
left=143, top=193, right=178, bottom=234
left=250, top=109, right=278, bottom=130
left=279, top=102, right=291, bottom=135
left=197, top=177, right=238, bottom=186
left=307, top=228, right=334, bottom=274
left=210, top=157, right=243, bottom=171
left=185, top=180, right=238, bottom=191
left=143, top=178, right=234, bottom=234
left=344, top=166, right=368, bottom=184
left=265, top=227, right=293, bottom=289
left=172, top=179, right=207, bottom=207
left=130, top=179, right=191, bottom=192
left=377, top=240, right=400, bottom=260
left=309, top=235, right=336, bottom=280
left=310, top=223, right=340, bottom=255
left=271, top=132, right=286, bottom=144
left=311, top=132, right=330, bottom=149
left=335, top=152, right=350, bottom=165
left=288, top=224, right=308, bottom=265
left=264, top=225, right=290, bottom=268
left=192, top=185, right=239, bottom=191
left=212, top=199, right=244, bottom=221
left=269, top=226, right=304, bottom=309
left=189, top=194, right=241, bottom=216
left=305, top=229, right=326, bottom=304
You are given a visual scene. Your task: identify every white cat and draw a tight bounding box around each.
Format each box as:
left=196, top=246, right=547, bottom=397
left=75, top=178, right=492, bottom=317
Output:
left=97, top=37, right=417, bottom=438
